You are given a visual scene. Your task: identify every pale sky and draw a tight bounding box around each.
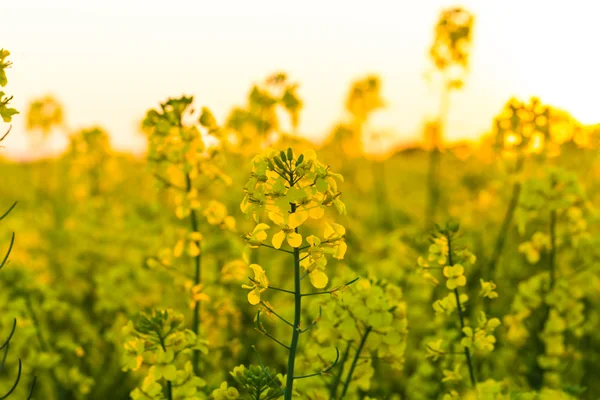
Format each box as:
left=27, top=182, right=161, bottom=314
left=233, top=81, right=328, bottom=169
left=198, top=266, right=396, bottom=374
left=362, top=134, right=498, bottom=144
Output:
left=2, top=0, right=599, bottom=159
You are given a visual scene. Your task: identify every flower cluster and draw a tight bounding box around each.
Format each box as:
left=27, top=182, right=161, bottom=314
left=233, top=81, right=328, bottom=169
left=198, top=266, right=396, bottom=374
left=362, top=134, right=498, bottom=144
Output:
left=211, top=364, right=284, bottom=400
left=122, top=310, right=208, bottom=400
left=418, top=222, right=501, bottom=396
left=240, top=148, right=347, bottom=291
left=493, top=97, right=552, bottom=156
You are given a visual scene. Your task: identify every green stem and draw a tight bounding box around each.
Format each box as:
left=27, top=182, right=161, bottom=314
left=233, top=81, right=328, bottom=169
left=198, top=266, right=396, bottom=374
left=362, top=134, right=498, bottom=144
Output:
left=340, top=326, right=372, bottom=399
left=487, top=156, right=525, bottom=279
left=548, top=209, right=557, bottom=289
left=284, top=203, right=301, bottom=400
left=24, top=294, right=66, bottom=398
left=447, top=234, right=477, bottom=388
left=329, top=341, right=353, bottom=399
left=159, top=336, right=173, bottom=400
left=425, top=148, right=441, bottom=230
left=185, top=173, right=202, bottom=376
left=426, top=83, right=451, bottom=229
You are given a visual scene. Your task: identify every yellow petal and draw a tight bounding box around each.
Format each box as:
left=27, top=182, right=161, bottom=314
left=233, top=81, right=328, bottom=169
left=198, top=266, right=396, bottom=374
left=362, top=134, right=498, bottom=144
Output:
left=331, top=223, right=346, bottom=236
left=287, top=232, right=303, bottom=248
left=272, top=231, right=286, bottom=249
left=173, top=240, right=184, bottom=258
left=323, top=223, right=334, bottom=238
left=268, top=212, right=286, bottom=226
left=334, top=241, right=347, bottom=260
left=254, top=223, right=270, bottom=232
left=310, top=270, right=328, bottom=289
left=288, top=211, right=308, bottom=229
left=309, top=207, right=325, bottom=219
left=187, top=242, right=200, bottom=257
left=249, top=264, right=264, bottom=276
left=306, top=235, right=320, bottom=246
left=256, top=231, right=267, bottom=242
left=248, top=288, right=261, bottom=305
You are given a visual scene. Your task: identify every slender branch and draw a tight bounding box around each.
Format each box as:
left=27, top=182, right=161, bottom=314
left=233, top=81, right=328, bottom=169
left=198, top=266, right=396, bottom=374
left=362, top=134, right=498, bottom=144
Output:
left=252, top=346, right=285, bottom=396
left=153, top=173, right=186, bottom=191
left=301, top=277, right=359, bottom=297
left=299, top=306, right=322, bottom=334
left=0, top=319, right=16, bottom=350
left=255, top=311, right=290, bottom=351
left=0, top=233, right=14, bottom=270
left=0, top=202, right=17, bottom=221
left=447, top=234, right=477, bottom=388
left=0, top=125, right=12, bottom=142
left=329, top=340, right=353, bottom=399
left=293, top=347, right=339, bottom=379
left=260, top=302, right=294, bottom=328
left=260, top=243, right=295, bottom=254
left=0, top=357, right=22, bottom=399
left=340, top=326, right=373, bottom=399
left=249, top=278, right=294, bottom=295
left=26, top=377, right=36, bottom=400
left=487, top=155, right=525, bottom=279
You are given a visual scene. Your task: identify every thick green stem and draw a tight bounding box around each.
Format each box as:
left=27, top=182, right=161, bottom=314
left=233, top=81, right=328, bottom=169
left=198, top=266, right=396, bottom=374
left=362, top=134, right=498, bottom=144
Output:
left=340, top=326, right=372, bottom=399
left=329, top=341, right=353, bottom=399
left=185, top=173, right=202, bottom=376
left=284, top=203, right=301, bottom=400
left=447, top=234, right=477, bottom=388
left=487, top=156, right=525, bottom=279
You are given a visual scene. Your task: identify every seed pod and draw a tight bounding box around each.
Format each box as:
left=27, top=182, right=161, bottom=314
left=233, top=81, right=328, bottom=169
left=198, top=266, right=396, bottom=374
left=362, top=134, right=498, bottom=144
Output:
left=280, top=151, right=287, bottom=162
left=295, top=154, right=304, bottom=166
left=274, top=157, right=286, bottom=170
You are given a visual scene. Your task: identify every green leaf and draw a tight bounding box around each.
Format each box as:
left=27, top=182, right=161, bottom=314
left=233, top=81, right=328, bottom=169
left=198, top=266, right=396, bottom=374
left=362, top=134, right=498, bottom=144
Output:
left=0, top=107, right=18, bottom=123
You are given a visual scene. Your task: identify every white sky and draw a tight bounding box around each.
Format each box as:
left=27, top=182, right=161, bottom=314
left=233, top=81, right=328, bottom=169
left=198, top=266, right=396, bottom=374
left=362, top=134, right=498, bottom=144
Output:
left=2, top=0, right=599, bottom=158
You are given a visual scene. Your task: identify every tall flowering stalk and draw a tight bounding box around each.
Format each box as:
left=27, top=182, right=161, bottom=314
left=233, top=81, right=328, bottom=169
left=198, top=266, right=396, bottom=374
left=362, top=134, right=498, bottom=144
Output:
left=418, top=222, right=501, bottom=398
left=240, top=147, right=351, bottom=399
left=136, top=96, right=234, bottom=383
left=487, top=97, right=551, bottom=279
left=425, top=7, right=474, bottom=229
left=506, top=167, right=592, bottom=390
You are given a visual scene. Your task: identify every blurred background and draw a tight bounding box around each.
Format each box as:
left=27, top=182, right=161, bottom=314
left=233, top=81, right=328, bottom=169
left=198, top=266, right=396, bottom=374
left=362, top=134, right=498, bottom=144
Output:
left=3, top=0, right=599, bottom=158
left=1, top=1, right=600, bottom=399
